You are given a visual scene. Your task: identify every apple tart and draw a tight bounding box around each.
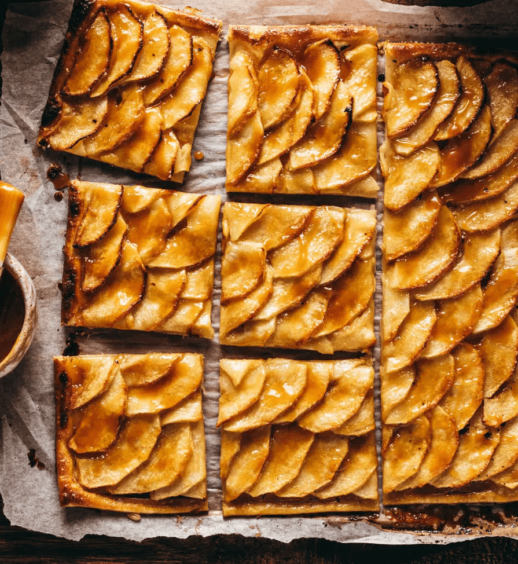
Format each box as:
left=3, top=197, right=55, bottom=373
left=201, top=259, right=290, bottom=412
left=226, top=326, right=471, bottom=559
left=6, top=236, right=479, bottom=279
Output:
left=55, top=353, right=207, bottom=513
left=225, top=25, right=379, bottom=196
left=38, top=0, right=222, bottom=183
left=219, top=357, right=378, bottom=516
left=381, top=42, right=518, bottom=504
left=219, top=203, right=377, bottom=353
left=62, top=180, right=220, bottom=338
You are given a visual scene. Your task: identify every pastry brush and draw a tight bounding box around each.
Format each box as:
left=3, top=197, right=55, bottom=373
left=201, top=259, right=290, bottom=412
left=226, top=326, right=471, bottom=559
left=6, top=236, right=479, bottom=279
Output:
left=0, top=181, right=25, bottom=277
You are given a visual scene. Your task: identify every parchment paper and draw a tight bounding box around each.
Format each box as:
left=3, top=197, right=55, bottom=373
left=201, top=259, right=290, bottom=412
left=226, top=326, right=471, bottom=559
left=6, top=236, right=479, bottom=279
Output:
left=1, top=0, right=518, bottom=544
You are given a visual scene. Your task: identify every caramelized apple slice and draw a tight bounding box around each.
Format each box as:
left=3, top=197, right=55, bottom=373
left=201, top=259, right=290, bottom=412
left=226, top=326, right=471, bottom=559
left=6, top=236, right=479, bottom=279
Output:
left=64, top=356, right=117, bottom=410
left=224, top=426, right=271, bottom=502
left=119, top=353, right=179, bottom=387
left=381, top=365, right=415, bottom=421
left=258, top=47, right=300, bottom=130
left=126, top=354, right=202, bottom=416
left=432, top=409, right=499, bottom=488
left=325, top=297, right=375, bottom=352
left=484, top=367, right=518, bottom=427
left=69, top=368, right=126, bottom=454
left=147, top=195, right=220, bottom=269
left=143, top=25, right=193, bottom=106
left=397, top=406, right=458, bottom=490
left=382, top=300, right=436, bottom=374
left=226, top=112, right=264, bottom=186
left=82, top=214, right=127, bottom=292
left=161, top=391, right=202, bottom=425
left=277, top=166, right=317, bottom=194
left=340, top=44, right=377, bottom=122
left=227, top=50, right=259, bottom=136
left=384, top=191, right=441, bottom=261
left=288, top=82, right=352, bottom=170
left=47, top=97, right=108, bottom=151
left=247, top=425, right=315, bottom=496
left=480, top=314, right=518, bottom=398
left=182, top=260, right=214, bottom=301
left=333, top=390, right=375, bottom=437
left=231, top=159, right=282, bottom=194
left=392, top=61, right=461, bottom=156
left=414, top=229, right=501, bottom=301
left=303, top=40, right=340, bottom=122
left=222, top=319, right=276, bottom=348
left=381, top=140, right=440, bottom=212
left=435, top=56, right=485, bottom=141
left=382, top=264, right=410, bottom=343
left=76, top=414, right=161, bottom=489
left=161, top=37, right=213, bottom=129
left=166, top=192, right=204, bottom=230
left=485, top=63, right=518, bottom=135
left=84, top=84, right=145, bottom=156
left=223, top=203, right=267, bottom=242
left=220, top=431, right=241, bottom=481
left=385, top=355, right=454, bottom=426
left=122, top=11, right=170, bottom=84
left=431, top=105, right=492, bottom=188
left=143, top=128, right=179, bottom=180
left=121, top=185, right=163, bottom=215
left=63, top=9, right=112, bottom=97
left=221, top=242, right=266, bottom=303
left=420, top=285, right=483, bottom=358
left=383, top=415, right=431, bottom=493
left=391, top=206, right=460, bottom=290
left=156, top=299, right=205, bottom=336
left=298, top=358, right=373, bottom=433
left=74, top=182, right=122, bottom=248
left=313, top=122, right=377, bottom=193
left=270, top=207, right=345, bottom=278
left=478, top=416, right=518, bottom=481
left=440, top=343, right=484, bottom=430
left=91, top=6, right=143, bottom=97
left=383, top=59, right=438, bottom=138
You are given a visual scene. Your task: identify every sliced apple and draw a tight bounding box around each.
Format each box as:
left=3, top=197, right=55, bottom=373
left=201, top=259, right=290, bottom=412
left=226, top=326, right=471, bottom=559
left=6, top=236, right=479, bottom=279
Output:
left=143, top=25, right=193, bottom=106
left=333, top=390, right=375, bottom=437
left=414, top=229, right=501, bottom=301
left=121, top=11, right=170, bottom=84
left=155, top=299, right=205, bottom=336
left=160, top=37, right=213, bottom=130
left=381, top=365, right=415, bottom=421
left=392, top=60, right=461, bottom=156
left=382, top=264, right=410, bottom=343
left=227, top=50, right=259, bottom=137
left=76, top=414, right=161, bottom=489
left=64, top=356, right=117, bottom=411
left=47, top=97, right=108, bottom=151
left=434, top=56, right=485, bottom=141
left=288, top=82, right=352, bottom=170
left=383, top=59, right=438, bottom=138
left=381, top=140, right=440, bottom=212
left=231, top=158, right=282, bottom=194
left=91, top=6, right=143, bottom=97
left=81, top=214, right=127, bottom=292
left=182, top=260, right=214, bottom=301
left=340, top=44, right=377, bottom=122
left=478, top=416, right=518, bottom=481
left=277, top=166, right=317, bottom=194
left=119, top=353, right=179, bottom=387
left=327, top=299, right=375, bottom=353
left=313, top=121, right=377, bottom=193
left=384, top=191, right=441, bottom=262
left=223, top=359, right=307, bottom=433
left=121, top=185, right=163, bottom=215
left=247, top=425, right=315, bottom=497
left=485, top=62, right=518, bottom=135
left=431, top=105, right=492, bottom=188
left=223, top=202, right=266, bottom=241
left=143, top=128, right=179, bottom=180
left=221, top=242, right=266, bottom=303
left=385, top=355, right=454, bottom=426
left=74, top=182, right=123, bottom=248
left=303, top=40, right=341, bottom=123
left=298, top=358, right=373, bottom=433
left=222, top=318, right=276, bottom=348
left=220, top=430, right=241, bottom=481
left=269, top=207, right=345, bottom=278
left=432, top=408, right=500, bottom=489
left=382, top=300, right=436, bottom=374
left=484, top=366, right=518, bottom=427
left=63, top=9, right=112, bottom=97
left=84, top=84, right=145, bottom=156
left=383, top=415, right=431, bottom=493
left=166, top=192, right=204, bottom=230
left=420, top=284, right=483, bottom=359
left=390, top=206, right=461, bottom=290
left=226, top=112, right=264, bottom=186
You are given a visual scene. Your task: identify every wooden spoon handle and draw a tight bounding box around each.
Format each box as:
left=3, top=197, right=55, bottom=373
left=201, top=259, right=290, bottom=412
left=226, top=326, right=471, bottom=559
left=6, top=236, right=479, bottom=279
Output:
left=0, top=181, right=25, bottom=269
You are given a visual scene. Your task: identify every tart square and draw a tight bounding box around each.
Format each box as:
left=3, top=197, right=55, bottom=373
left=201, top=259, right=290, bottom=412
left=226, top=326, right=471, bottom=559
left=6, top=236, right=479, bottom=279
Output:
left=219, top=202, right=377, bottom=353
left=38, top=0, right=222, bottom=183
left=62, top=180, right=220, bottom=338
left=218, top=357, right=378, bottom=516
left=55, top=353, right=207, bottom=514
left=225, top=24, right=379, bottom=196
left=381, top=42, right=518, bottom=504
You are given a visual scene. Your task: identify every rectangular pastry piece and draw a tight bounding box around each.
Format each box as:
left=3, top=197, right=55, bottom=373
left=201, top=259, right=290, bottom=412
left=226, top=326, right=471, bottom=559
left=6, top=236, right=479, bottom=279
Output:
left=55, top=353, right=207, bottom=513
left=62, top=180, right=220, bottom=338
left=38, top=0, right=222, bottom=183
left=219, top=203, right=377, bottom=353
left=225, top=24, right=379, bottom=196
left=219, top=357, right=378, bottom=516
left=380, top=42, right=518, bottom=504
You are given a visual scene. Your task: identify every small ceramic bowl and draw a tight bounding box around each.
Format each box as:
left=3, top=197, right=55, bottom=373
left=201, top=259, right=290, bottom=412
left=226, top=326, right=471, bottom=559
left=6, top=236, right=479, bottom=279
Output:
left=0, top=253, right=37, bottom=379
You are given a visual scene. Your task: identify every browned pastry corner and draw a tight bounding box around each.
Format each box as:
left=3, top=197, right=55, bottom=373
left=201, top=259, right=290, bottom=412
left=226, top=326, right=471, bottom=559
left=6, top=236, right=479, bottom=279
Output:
left=37, top=0, right=222, bottom=183
left=380, top=41, right=518, bottom=504
left=55, top=353, right=207, bottom=513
